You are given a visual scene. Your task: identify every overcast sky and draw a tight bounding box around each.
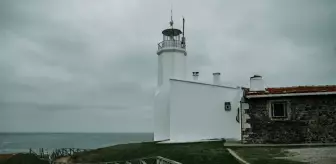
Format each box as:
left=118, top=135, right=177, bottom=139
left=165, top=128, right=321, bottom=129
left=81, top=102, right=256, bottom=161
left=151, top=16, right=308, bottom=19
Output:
left=0, top=0, right=335, bottom=132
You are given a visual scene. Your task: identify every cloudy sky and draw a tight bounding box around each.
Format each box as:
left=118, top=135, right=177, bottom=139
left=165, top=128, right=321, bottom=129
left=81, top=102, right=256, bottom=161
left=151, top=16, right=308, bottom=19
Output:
left=0, top=0, right=335, bottom=132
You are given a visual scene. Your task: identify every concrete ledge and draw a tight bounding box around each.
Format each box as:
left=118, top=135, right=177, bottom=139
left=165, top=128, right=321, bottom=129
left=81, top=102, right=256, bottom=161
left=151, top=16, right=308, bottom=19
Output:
left=157, top=139, right=224, bottom=144
left=227, top=148, right=250, bottom=164
left=224, top=142, right=336, bottom=148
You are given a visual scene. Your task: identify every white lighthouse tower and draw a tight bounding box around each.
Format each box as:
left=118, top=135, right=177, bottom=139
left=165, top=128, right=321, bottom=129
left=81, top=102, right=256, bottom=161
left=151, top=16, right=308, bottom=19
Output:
left=157, top=16, right=187, bottom=86
left=154, top=14, right=187, bottom=141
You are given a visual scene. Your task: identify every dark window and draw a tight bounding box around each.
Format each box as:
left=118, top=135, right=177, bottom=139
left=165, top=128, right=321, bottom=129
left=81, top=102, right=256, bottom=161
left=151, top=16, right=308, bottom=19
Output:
left=225, top=102, right=231, bottom=111
left=271, top=102, right=287, bottom=118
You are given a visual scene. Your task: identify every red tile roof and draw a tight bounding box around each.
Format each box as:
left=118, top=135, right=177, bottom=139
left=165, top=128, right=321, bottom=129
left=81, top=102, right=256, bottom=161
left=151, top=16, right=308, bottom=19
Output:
left=245, top=85, right=336, bottom=96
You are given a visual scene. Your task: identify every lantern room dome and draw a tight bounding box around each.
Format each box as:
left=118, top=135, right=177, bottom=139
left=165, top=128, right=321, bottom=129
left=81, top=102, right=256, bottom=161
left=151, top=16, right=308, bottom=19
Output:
left=162, top=28, right=182, bottom=36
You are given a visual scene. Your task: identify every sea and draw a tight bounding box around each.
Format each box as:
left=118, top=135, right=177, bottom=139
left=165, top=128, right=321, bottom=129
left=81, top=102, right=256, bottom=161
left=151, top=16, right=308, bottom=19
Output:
left=0, top=133, right=153, bottom=154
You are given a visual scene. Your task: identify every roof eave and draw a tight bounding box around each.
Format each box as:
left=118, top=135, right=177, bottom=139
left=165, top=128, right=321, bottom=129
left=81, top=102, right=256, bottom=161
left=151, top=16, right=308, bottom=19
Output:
left=169, top=78, right=242, bottom=89
left=246, top=91, right=336, bottom=99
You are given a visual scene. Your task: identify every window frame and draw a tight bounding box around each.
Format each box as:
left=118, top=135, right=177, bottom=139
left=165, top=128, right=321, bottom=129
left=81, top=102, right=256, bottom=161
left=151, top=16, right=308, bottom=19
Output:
left=268, top=100, right=291, bottom=120
left=225, top=102, right=231, bottom=111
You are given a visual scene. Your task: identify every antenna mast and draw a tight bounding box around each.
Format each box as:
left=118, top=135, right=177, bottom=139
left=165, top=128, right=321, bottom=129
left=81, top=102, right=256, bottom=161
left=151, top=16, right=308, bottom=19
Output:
left=182, top=17, right=186, bottom=46
left=169, top=7, right=175, bottom=37
left=169, top=8, right=174, bottom=28
left=182, top=17, right=185, bottom=38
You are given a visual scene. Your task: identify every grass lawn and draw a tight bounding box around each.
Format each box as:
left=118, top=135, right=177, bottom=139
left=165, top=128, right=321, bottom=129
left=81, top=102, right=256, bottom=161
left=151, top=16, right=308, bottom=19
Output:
left=232, top=147, right=307, bottom=164
left=0, top=154, right=13, bottom=163
left=0, top=142, right=311, bottom=164
left=72, top=141, right=240, bottom=164
left=0, top=154, right=49, bottom=164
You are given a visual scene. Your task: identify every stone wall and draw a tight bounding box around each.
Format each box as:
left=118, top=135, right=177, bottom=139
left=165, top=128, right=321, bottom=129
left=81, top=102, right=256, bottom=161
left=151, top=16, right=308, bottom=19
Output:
left=242, top=95, right=336, bottom=144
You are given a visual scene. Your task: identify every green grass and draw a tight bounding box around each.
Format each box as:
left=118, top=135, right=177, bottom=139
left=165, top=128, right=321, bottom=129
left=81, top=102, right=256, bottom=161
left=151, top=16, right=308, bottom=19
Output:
left=72, top=141, right=240, bottom=164
left=232, top=148, right=307, bottom=164
left=1, top=154, right=49, bottom=164
left=0, top=159, right=6, bottom=164
left=0, top=142, right=322, bottom=164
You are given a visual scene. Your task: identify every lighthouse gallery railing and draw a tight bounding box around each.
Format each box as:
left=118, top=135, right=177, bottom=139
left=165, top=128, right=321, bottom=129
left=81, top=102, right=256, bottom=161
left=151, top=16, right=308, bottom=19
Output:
left=158, top=40, right=186, bottom=50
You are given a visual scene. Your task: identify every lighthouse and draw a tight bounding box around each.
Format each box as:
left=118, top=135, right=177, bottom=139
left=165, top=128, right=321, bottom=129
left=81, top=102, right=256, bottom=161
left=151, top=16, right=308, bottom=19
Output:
left=153, top=14, right=243, bottom=143
left=157, top=15, right=187, bottom=86
left=154, top=13, right=187, bottom=141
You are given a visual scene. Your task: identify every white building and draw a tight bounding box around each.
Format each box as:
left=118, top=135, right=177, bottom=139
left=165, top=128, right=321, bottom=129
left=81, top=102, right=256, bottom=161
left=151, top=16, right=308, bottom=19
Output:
left=154, top=16, right=244, bottom=142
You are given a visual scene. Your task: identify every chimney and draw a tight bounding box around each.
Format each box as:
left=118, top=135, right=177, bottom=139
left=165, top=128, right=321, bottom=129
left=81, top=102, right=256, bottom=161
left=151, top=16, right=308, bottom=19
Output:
left=192, top=72, right=199, bottom=81
left=250, top=75, right=265, bottom=91
left=213, top=72, right=221, bottom=85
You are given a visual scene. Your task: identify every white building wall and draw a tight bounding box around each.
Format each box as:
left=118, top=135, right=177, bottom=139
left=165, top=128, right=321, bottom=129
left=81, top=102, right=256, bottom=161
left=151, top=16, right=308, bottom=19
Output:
left=157, top=56, right=163, bottom=86
left=157, top=50, right=186, bottom=86
left=154, top=48, right=186, bottom=141
left=172, top=52, right=186, bottom=80
left=153, top=85, right=170, bottom=141
left=249, top=76, right=265, bottom=91
left=169, top=80, right=243, bottom=142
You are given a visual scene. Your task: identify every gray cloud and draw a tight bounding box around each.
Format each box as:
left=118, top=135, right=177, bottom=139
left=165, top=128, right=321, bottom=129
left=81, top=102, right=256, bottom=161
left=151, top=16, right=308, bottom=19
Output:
left=0, top=0, right=335, bottom=132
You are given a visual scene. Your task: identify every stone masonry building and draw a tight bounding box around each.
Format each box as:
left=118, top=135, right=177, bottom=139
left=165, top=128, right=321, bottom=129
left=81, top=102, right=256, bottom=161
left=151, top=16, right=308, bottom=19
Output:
left=241, top=76, right=336, bottom=144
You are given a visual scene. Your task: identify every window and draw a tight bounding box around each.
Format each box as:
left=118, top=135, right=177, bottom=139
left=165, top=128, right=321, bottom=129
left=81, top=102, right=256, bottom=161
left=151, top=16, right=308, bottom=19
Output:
left=225, top=102, right=231, bottom=111
left=271, top=101, right=288, bottom=118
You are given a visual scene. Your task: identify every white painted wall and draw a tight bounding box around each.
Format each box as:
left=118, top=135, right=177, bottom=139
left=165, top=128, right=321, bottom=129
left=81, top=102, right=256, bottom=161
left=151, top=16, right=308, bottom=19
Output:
left=169, top=80, right=243, bottom=142
left=153, top=85, right=170, bottom=141
left=157, top=56, right=163, bottom=86
left=154, top=47, right=186, bottom=141
left=250, top=75, right=265, bottom=91
left=157, top=48, right=187, bottom=86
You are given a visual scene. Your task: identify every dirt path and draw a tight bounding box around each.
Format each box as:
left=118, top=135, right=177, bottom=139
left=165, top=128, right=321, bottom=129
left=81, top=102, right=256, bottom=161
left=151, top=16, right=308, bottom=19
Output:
left=277, top=147, right=336, bottom=164
left=54, top=156, right=71, bottom=164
